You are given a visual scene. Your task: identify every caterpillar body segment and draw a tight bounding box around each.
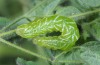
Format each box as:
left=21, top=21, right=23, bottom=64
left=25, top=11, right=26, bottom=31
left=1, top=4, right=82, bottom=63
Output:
left=16, top=15, right=79, bottom=50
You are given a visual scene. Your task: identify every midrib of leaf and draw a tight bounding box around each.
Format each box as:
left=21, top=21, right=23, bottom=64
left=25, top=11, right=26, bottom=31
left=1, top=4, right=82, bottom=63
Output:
left=57, top=60, right=83, bottom=63
left=24, top=0, right=48, bottom=16
left=68, top=8, right=100, bottom=18
left=0, top=30, right=15, bottom=37
left=0, top=17, right=27, bottom=32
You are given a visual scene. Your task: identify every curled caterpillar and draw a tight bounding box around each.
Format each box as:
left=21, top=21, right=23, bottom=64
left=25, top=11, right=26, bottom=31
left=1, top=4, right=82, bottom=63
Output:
left=16, top=15, right=79, bottom=50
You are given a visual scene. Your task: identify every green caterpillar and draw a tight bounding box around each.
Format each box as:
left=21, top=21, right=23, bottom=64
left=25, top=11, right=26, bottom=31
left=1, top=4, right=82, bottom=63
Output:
left=16, top=15, right=79, bottom=50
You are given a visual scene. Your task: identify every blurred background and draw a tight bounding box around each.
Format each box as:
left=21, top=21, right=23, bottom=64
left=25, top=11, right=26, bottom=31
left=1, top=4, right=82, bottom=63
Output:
left=0, top=0, right=40, bottom=18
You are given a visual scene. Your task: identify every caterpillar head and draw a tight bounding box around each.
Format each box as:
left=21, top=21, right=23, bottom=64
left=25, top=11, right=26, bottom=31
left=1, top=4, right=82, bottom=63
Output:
left=16, top=23, right=38, bottom=38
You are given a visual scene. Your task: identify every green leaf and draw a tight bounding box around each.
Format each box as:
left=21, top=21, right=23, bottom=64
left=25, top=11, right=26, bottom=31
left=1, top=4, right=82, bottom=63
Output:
left=82, top=23, right=90, bottom=40
left=77, top=0, right=100, bottom=9
left=16, top=57, right=50, bottom=65
left=56, top=50, right=84, bottom=65
left=82, top=30, right=90, bottom=40
left=25, top=0, right=55, bottom=17
left=80, top=41, right=100, bottom=65
left=43, top=0, right=60, bottom=16
left=56, top=6, right=82, bottom=21
left=36, top=45, right=51, bottom=59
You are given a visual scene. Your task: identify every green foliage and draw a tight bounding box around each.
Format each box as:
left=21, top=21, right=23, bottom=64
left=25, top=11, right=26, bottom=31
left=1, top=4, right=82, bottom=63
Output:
left=82, top=17, right=100, bottom=41
left=77, top=0, right=100, bottom=9
left=88, top=18, right=100, bottom=41
left=56, top=6, right=82, bottom=21
left=16, top=41, right=100, bottom=65
left=43, top=0, right=60, bottom=15
left=0, top=0, right=100, bottom=65
left=80, top=41, right=100, bottom=65
left=24, top=0, right=60, bottom=17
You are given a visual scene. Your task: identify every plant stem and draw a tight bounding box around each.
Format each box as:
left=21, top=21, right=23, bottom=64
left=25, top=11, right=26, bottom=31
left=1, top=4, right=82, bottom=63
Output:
left=1, top=17, right=24, bottom=31
left=57, top=60, right=83, bottom=64
left=0, top=38, right=51, bottom=61
left=0, top=30, right=15, bottom=37
left=24, top=0, right=47, bottom=16
left=1, top=16, right=32, bottom=32
left=69, top=8, right=100, bottom=18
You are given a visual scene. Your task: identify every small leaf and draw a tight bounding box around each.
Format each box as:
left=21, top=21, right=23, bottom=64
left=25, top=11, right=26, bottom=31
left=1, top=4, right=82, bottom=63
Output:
left=16, top=57, right=26, bottom=65
left=82, top=23, right=90, bottom=40
left=82, top=30, right=90, bottom=40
